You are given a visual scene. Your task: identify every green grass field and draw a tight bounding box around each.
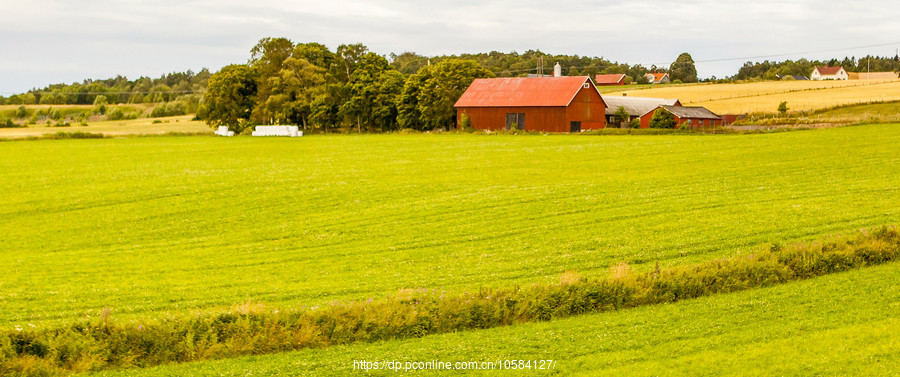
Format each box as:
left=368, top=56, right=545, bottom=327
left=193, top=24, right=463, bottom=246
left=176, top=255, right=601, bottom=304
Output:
left=2, top=125, right=899, bottom=330
left=86, top=261, right=900, bottom=376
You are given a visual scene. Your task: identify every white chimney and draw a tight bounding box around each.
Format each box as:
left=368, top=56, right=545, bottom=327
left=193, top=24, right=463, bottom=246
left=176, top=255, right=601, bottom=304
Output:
left=553, top=62, right=561, bottom=77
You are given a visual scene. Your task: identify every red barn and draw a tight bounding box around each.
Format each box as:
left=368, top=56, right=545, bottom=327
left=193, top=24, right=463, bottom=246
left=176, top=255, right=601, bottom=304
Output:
left=595, top=74, right=627, bottom=86
left=454, top=76, right=607, bottom=132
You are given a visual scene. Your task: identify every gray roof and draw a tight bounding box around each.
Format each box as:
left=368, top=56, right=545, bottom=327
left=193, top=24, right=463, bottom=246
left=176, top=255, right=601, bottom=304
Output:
left=602, top=95, right=680, bottom=116
left=661, top=105, right=721, bottom=120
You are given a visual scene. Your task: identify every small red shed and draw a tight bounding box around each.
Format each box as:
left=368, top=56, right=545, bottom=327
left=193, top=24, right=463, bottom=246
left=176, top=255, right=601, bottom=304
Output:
left=454, top=76, right=607, bottom=132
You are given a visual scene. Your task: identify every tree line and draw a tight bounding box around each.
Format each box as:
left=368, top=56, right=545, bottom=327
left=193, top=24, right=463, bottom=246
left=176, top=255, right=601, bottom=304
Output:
left=199, top=38, right=498, bottom=133
left=0, top=70, right=210, bottom=106
left=389, top=50, right=669, bottom=83
left=734, top=55, right=900, bottom=80
left=201, top=39, right=701, bottom=133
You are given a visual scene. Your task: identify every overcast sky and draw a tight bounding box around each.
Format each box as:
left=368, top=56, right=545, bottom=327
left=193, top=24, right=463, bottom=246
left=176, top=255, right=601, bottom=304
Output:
left=1, top=0, right=899, bottom=94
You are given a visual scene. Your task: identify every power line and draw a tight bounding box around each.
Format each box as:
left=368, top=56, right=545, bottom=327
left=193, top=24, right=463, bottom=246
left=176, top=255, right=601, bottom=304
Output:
left=1, top=90, right=205, bottom=96
left=695, top=42, right=900, bottom=63
left=492, top=41, right=900, bottom=76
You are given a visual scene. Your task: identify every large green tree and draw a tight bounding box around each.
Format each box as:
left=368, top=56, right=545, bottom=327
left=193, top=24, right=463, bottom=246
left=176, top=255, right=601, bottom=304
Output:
left=669, top=53, right=698, bottom=83
left=389, top=52, right=429, bottom=75
left=263, top=57, right=327, bottom=129
left=249, top=37, right=295, bottom=124
left=332, top=43, right=369, bottom=84
left=397, top=59, right=493, bottom=130
left=371, top=70, right=405, bottom=131
left=201, top=64, right=258, bottom=132
left=340, top=52, right=401, bottom=132
left=396, top=69, right=429, bottom=130
left=292, top=42, right=334, bottom=69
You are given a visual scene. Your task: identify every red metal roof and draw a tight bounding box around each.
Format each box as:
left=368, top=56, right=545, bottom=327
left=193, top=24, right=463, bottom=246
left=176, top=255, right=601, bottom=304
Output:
left=454, top=76, right=594, bottom=107
left=595, top=74, right=626, bottom=84
left=816, top=66, right=843, bottom=75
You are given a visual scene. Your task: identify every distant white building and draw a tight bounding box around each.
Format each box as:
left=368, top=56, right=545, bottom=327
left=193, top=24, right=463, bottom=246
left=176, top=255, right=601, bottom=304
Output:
left=811, top=66, right=848, bottom=80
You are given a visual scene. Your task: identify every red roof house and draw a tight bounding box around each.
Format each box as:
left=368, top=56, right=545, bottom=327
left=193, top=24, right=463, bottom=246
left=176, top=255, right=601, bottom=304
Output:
left=454, top=76, right=607, bottom=132
left=645, top=73, right=670, bottom=84
left=595, top=74, right=627, bottom=86
left=811, top=66, right=848, bottom=80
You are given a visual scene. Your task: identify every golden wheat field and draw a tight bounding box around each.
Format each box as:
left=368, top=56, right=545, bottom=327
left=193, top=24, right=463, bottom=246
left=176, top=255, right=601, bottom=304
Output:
left=607, top=80, right=900, bottom=114
left=0, top=115, right=210, bottom=138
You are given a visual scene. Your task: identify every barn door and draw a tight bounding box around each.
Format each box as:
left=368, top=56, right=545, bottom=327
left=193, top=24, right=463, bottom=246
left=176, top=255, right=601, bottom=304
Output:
left=570, top=121, right=581, bottom=133
left=506, top=113, right=525, bottom=130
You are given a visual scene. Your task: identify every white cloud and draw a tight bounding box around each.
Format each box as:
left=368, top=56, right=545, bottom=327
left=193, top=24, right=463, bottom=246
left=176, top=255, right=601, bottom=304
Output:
left=1, top=0, right=899, bottom=93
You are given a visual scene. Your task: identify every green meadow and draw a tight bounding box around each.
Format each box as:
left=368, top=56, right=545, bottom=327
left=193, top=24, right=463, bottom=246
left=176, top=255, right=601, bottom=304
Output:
left=1, top=125, right=900, bottom=330
left=87, top=261, right=900, bottom=376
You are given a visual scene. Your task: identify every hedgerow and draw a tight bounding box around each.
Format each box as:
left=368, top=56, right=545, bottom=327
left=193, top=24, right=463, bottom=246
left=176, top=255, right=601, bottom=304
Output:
left=1, top=226, right=898, bottom=376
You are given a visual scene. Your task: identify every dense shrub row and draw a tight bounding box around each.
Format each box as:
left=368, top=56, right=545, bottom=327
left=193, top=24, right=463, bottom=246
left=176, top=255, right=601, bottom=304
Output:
left=47, top=132, right=105, bottom=140
left=1, top=226, right=898, bottom=376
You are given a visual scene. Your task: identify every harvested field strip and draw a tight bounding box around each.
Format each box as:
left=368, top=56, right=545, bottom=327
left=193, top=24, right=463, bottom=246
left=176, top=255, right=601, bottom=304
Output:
left=606, top=80, right=900, bottom=113
left=2, top=226, right=899, bottom=376
left=608, top=79, right=897, bottom=103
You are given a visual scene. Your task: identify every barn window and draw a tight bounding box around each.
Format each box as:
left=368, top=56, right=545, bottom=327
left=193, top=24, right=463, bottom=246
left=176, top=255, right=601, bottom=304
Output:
left=583, top=83, right=590, bottom=88
left=505, top=113, right=525, bottom=130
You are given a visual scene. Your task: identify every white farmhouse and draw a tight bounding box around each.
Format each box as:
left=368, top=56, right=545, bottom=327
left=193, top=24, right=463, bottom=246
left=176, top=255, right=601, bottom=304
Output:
left=810, top=66, right=848, bottom=80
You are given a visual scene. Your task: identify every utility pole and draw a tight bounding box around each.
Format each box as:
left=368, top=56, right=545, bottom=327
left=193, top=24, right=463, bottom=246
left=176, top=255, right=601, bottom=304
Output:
left=537, top=55, right=544, bottom=77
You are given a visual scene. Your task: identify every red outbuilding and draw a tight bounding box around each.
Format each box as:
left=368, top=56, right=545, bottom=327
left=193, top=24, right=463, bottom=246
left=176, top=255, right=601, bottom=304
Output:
left=454, top=76, right=607, bottom=132
left=640, top=105, right=723, bottom=128
left=595, top=74, right=627, bottom=86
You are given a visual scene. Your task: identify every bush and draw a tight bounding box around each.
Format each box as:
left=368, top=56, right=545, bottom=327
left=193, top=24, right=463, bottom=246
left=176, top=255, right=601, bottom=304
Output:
left=0, top=118, right=20, bottom=128
left=628, top=119, right=640, bottom=128
left=93, top=95, right=108, bottom=115
left=459, top=112, right=472, bottom=129
left=778, top=101, right=789, bottom=117
left=649, top=109, right=677, bottom=129
left=611, top=106, right=629, bottom=128
left=106, top=107, right=125, bottom=121
left=50, top=131, right=104, bottom=139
